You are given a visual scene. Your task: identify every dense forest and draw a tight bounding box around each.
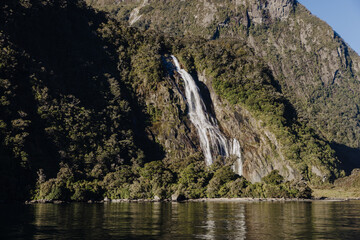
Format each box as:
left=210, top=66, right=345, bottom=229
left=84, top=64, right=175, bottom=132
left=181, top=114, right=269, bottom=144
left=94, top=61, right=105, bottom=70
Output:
left=0, top=0, right=358, bottom=202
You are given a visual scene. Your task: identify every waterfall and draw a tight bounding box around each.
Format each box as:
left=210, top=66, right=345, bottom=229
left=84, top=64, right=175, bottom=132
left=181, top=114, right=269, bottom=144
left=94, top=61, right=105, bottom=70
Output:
left=171, top=55, right=243, bottom=175
left=231, top=139, right=242, bottom=175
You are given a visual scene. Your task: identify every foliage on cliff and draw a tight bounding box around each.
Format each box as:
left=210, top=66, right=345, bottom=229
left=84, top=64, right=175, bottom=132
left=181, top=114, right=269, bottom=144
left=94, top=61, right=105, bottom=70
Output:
left=0, top=0, right=350, bottom=201
left=173, top=39, right=342, bottom=182
left=88, top=0, right=360, bottom=173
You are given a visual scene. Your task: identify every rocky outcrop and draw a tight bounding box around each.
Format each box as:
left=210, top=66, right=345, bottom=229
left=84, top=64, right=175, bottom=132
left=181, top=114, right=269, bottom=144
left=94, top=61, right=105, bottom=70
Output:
left=238, top=0, right=295, bottom=24
left=141, top=75, right=200, bottom=162
left=198, top=72, right=300, bottom=182
left=108, top=0, right=295, bottom=32
left=266, top=0, right=295, bottom=19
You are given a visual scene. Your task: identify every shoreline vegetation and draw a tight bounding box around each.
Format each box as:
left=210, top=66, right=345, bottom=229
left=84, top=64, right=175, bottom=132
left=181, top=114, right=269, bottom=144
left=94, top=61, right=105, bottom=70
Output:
left=22, top=168, right=360, bottom=204
left=29, top=168, right=360, bottom=204
left=25, top=197, right=359, bottom=205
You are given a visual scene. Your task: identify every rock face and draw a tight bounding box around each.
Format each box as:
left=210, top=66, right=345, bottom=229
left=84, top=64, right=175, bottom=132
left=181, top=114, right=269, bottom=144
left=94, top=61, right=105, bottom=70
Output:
left=139, top=69, right=200, bottom=163
left=242, top=5, right=360, bottom=169
left=240, top=0, right=295, bottom=24
left=171, top=192, right=186, bottom=201
left=266, top=0, right=295, bottom=19
left=137, top=54, right=309, bottom=182
left=198, top=73, right=300, bottom=182
left=96, top=0, right=360, bottom=171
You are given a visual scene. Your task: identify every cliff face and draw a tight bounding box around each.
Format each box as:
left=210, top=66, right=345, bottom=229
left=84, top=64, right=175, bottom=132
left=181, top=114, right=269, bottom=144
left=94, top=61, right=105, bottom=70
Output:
left=141, top=61, right=301, bottom=183
left=198, top=72, right=299, bottom=182
left=87, top=0, right=360, bottom=174
left=238, top=0, right=295, bottom=23
left=240, top=4, right=360, bottom=172
left=140, top=39, right=341, bottom=183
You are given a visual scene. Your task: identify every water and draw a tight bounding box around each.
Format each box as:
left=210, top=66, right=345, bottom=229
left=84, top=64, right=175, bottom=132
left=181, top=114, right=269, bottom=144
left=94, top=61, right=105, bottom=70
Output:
left=2, top=201, right=360, bottom=239
left=171, top=56, right=242, bottom=175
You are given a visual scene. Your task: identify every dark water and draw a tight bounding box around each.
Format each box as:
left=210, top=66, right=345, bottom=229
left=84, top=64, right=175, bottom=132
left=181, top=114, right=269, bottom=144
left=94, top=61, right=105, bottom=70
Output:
left=1, top=201, right=360, bottom=239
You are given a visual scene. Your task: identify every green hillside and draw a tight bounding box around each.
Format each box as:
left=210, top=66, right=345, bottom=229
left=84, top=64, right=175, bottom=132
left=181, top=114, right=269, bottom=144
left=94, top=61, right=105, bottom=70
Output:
left=1, top=0, right=359, bottom=201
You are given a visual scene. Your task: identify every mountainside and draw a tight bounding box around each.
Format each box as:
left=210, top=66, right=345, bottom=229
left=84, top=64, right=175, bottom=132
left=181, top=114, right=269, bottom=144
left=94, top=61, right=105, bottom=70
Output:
left=88, top=0, right=360, bottom=172
left=1, top=0, right=358, bottom=201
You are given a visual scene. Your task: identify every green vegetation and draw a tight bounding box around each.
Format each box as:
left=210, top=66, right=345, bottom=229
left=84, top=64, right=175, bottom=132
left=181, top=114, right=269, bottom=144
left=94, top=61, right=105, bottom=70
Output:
left=0, top=0, right=151, bottom=201
left=35, top=157, right=311, bottom=201
left=173, top=40, right=343, bottom=182
left=312, top=169, right=360, bottom=199
left=1, top=0, right=358, bottom=202
left=88, top=0, right=360, bottom=173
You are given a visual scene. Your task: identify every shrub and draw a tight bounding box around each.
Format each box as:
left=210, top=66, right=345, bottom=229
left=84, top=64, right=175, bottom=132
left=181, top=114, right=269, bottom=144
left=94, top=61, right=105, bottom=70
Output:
left=71, top=181, right=103, bottom=201
left=227, top=177, right=250, bottom=197
left=177, top=161, right=210, bottom=199
left=206, top=166, right=238, bottom=198
left=36, top=179, right=70, bottom=201
left=262, top=170, right=284, bottom=185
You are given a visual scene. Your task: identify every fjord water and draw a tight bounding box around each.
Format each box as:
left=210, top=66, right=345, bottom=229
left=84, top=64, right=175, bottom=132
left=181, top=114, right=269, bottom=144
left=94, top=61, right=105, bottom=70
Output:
left=171, top=56, right=242, bottom=175
left=2, top=201, right=360, bottom=239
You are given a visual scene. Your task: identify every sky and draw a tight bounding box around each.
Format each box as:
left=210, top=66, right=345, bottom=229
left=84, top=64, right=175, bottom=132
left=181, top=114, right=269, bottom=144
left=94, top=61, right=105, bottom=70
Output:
left=298, top=0, right=360, bottom=54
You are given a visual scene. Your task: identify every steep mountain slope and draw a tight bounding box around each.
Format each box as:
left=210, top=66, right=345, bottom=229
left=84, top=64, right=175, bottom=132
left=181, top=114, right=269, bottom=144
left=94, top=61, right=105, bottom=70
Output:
left=0, top=0, right=350, bottom=201
left=88, top=0, right=360, bottom=173
left=0, top=0, right=163, bottom=200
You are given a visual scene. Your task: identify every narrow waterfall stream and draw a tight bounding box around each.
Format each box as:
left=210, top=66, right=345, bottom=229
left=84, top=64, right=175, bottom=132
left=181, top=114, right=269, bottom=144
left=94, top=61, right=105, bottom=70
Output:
left=171, top=55, right=243, bottom=175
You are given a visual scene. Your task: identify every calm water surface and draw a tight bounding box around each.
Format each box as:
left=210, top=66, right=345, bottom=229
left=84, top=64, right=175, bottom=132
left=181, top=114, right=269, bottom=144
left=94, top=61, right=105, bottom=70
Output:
left=1, top=201, right=360, bottom=239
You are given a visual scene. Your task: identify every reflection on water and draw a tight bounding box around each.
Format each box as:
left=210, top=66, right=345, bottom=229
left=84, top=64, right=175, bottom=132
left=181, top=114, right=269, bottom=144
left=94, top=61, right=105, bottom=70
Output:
left=1, top=201, right=360, bottom=239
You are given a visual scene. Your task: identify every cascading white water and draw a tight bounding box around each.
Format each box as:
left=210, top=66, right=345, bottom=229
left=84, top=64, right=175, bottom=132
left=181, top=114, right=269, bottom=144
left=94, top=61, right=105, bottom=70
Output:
left=231, top=139, right=242, bottom=175
left=171, top=55, right=243, bottom=175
